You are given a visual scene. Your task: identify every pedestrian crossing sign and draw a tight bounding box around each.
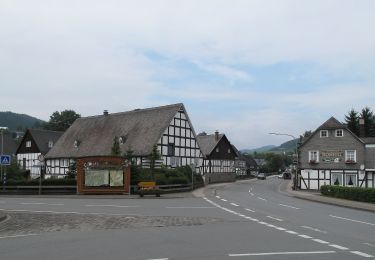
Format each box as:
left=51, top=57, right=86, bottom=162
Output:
left=0, top=155, right=11, bottom=165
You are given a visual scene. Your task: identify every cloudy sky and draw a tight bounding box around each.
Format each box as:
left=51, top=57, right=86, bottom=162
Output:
left=1, top=0, right=375, bottom=149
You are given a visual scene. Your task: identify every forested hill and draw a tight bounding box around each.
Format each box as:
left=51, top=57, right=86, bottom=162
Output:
left=0, top=111, right=46, bottom=131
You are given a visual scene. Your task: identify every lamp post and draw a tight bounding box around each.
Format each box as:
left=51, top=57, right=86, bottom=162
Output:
left=190, top=163, right=195, bottom=191
left=269, top=132, right=299, bottom=190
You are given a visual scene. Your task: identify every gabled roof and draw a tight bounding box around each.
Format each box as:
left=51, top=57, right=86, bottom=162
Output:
left=0, top=133, right=18, bottom=155
left=196, top=133, right=224, bottom=156
left=16, top=129, right=64, bottom=154
left=318, top=117, right=345, bottom=130
left=46, top=103, right=185, bottom=158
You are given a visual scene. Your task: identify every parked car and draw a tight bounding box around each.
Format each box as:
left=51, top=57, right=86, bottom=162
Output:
left=257, top=173, right=266, bottom=180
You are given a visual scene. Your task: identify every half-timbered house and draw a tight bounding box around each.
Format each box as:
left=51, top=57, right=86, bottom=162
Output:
left=299, top=117, right=375, bottom=189
left=197, top=131, right=236, bottom=184
left=16, top=129, right=63, bottom=178
left=45, top=103, right=204, bottom=178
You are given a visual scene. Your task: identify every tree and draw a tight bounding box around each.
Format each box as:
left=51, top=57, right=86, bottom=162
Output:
left=111, top=136, right=121, bottom=156
left=148, top=145, right=161, bottom=181
left=345, top=109, right=360, bottom=136
left=44, top=110, right=81, bottom=131
left=302, top=130, right=312, bottom=138
left=360, top=107, right=374, bottom=137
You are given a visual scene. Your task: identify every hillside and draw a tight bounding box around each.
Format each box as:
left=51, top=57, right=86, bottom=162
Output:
left=0, top=111, right=46, bottom=131
left=242, top=139, right=299, bottom=154
left=241, top=145, right=276, bottom=154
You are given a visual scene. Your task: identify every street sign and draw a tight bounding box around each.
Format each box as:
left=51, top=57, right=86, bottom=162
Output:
left=0, top=155, right=11, bottom=165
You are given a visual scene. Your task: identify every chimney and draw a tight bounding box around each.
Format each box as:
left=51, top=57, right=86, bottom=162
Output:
left=103, top=110, right=109, bottom=116
left=215, top=130, right=219, bottom=141
left=359, top=118, right=365, bottom=137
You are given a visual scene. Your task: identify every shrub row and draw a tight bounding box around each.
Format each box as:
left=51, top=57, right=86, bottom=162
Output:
left=321, top=185, right=375, bottom=203
left=4, top=178, right=77, bottom=186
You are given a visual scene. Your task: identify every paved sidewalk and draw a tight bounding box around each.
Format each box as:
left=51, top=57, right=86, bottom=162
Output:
left=280, top=180, right=375, bottom=212
left=0, top=211, right=6, bottom=222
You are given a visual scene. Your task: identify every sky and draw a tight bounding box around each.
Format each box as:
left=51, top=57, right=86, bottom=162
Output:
left=1, top=0, right=375, bottom=149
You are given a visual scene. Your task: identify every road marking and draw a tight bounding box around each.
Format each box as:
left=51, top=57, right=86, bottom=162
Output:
left=274, top=227, right=286, bottom=231
left=216, top=196, right=221, bottom=199
left=166, top=207, right=215, bottom=209
left=258, top=221, right=268, bottom=225
left=350, top=251, right=374, bottom=258
left=146, top=258, right=168, bottom=260
left=301, top=225, right=327, bottom=234
left=279, top=204, right=300, bottom=209
left=85, top=204, right=140, bottom=208
left=221, top=199, right=228, bottom=202
left=249, top=193, right=254, bottom=196
left=329, top=244, right=349, bottom=250
left=0, top=208, right=139, bottom=217
left=257, top=197, right=267, bottom=201
left=20, top=202, right=45, bottom=205
left=267, top=216, right=283, bottom=222
left=363, top=243, right=374, bottom=247
left=285, top=230, right=298, bottom=235
left=298, top=234, right=313, bottom=239
left=0, top=234, right=39, bottom=239
left=312, top=239, right=329, bottom=244
left=329, top=215, right=375, bottom=226
left=229, top=251, right=336, bottom=257
left=245, top=208, right=255, bottom=212
left=47, top=204, right=64, bottom=206
left=230, top=203, right=239, bottom=207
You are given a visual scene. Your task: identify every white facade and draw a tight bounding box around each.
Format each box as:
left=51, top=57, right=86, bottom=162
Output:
left=46, top=158, right=75, bottom=178
left=17, top=153, right=42, bottom=178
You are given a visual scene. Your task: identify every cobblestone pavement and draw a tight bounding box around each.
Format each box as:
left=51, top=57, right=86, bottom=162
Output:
left=0, top=211, right=222, bottom=236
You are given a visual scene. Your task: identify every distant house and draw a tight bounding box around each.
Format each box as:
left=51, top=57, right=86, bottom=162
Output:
left=196, top=131, right=236, bottom=184
left=232, top=145, right=258, bottom=177
left=299, top=117, right=375, bottom=189
left=16, top=129, right=63, bottom=178
left=46, top=103, right=204, bottom=178
left=0, top=132, right=18, bottom=156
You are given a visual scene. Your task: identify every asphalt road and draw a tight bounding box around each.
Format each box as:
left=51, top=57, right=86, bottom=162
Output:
left=0, top=177, right=374, bottom=260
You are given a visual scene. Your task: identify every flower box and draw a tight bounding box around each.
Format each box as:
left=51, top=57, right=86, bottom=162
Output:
left=309, top=160, right=318, bottom=165
left=345, top=160, right=356, bottom=164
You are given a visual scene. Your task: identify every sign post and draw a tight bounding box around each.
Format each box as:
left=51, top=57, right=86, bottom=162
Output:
left=38, top=154, right=45, bottom=195
left=1, top=155, right=11, bottom=191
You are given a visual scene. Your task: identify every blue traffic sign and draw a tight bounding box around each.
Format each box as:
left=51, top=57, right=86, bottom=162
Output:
left=0, top=155, right=11, bottom=165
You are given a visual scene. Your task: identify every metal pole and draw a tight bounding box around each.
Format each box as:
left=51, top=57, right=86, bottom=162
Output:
left=269, top=132, right=298, bottom=190
left=1, top=130, right=3, bottom=191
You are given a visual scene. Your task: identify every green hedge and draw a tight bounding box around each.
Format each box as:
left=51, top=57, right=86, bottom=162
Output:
left=321, top=185, right=375, bottom=203
left=4, top=178, right=76, bottom=186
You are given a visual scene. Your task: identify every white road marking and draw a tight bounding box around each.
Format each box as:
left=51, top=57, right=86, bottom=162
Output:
left=85, top=204, right=140, bottom=208
left=245, top=208, right=255, bottom=213
left=0, top=208, right=138, bottom=217
left=301, top=225, right=327, bottom=234
left=329, top=244, right=349, bottom=250
left=363, top=243, right=374, bottom=247
left=258, top=221, right=268, bottom=225
left=350, top=251, right=374, bottom=258
left=146, top=258, right=169, bottom=260
left=312, top=239, right=329, bottom=244
left=329, top=215, right=375, bottom=226
left=279, top=204, right=300, bottom=209
left=229, top=251, right=336, bottom=257
left=20, top=202, right=45, bottom=205
left=0, top=234, right=39, bottom=239
left=166, top=207, right=215, bottom=209
left=230, top=203, right=239, bottom=207
left=257, top=197, right=267, bottom=201
left=249, top=193, right=254, bottom=196
left=221, top=199, right=228, bottom=202
left=298, top=234, right=313, bottom=239
left=47, top=204, right=64, bottom=206
left=267, top=216, right=283, bottom=222
left=216, top=196, right=221, bottom=199
left=285, top=230, right=298, bottom=235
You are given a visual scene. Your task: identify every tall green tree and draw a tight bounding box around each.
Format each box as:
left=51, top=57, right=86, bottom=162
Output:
left=44, top=110, right=81, bottom=131
left=148, top=145, right=161, bottom=181
left=345, top=109, right=360, bottom=136
left=360, top=107, right=374, bottom=137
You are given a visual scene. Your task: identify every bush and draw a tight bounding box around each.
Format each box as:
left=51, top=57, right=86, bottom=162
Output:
left=131, top=166, right=193, bottom=185
left=321, top=185, right=375, bottom=203
left=5, top=178, right=76, bottom=186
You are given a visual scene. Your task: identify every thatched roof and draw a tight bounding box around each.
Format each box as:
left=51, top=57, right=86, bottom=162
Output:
left=46, top=103, right=185, bottom=158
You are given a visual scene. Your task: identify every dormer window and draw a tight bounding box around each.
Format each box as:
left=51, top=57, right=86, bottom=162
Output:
left=228, top=149, right=231, bottom=154
left=320, top=130, right=328, bottom=138
left=74, top=140, right=81, bottom=148
left=335, top=129, right=344, bottom=137
left=119, top=136, right=127, bottom=145
left=48, top=141, right=54, bottom=148
left=26, top=141, right=31, bottom=147
left=216, top=148, right=220, bottom=153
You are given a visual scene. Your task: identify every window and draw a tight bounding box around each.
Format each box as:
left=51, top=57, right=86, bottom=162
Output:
left=167, top=143, right=175, bottom=156
left=216, top=147, right=220, bottom=153
left=74, top=140, right=81, bottom=148
left=119, top=136, right=127, bottom=145
left=228, top=149, right=231, bottom=154
left=335, top=129, right=344, bottom=137
left=345, top=174, right=357, bottom=187
left=308, top=151, right=319, bottom=163
left=26, top=141, right=31, bottom=147
left=331, top=172, right=343, bottom=186
left=345, top=150, right=356, bottom=163
left=320, top=130, right=328, bottom=138
left=84, top=169, right=123, bottom=187
left=48, top=141, right=54, bottom=148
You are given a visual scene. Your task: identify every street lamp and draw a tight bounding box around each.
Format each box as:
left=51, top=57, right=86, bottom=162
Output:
left=269, top=132, right=299, bottom=190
